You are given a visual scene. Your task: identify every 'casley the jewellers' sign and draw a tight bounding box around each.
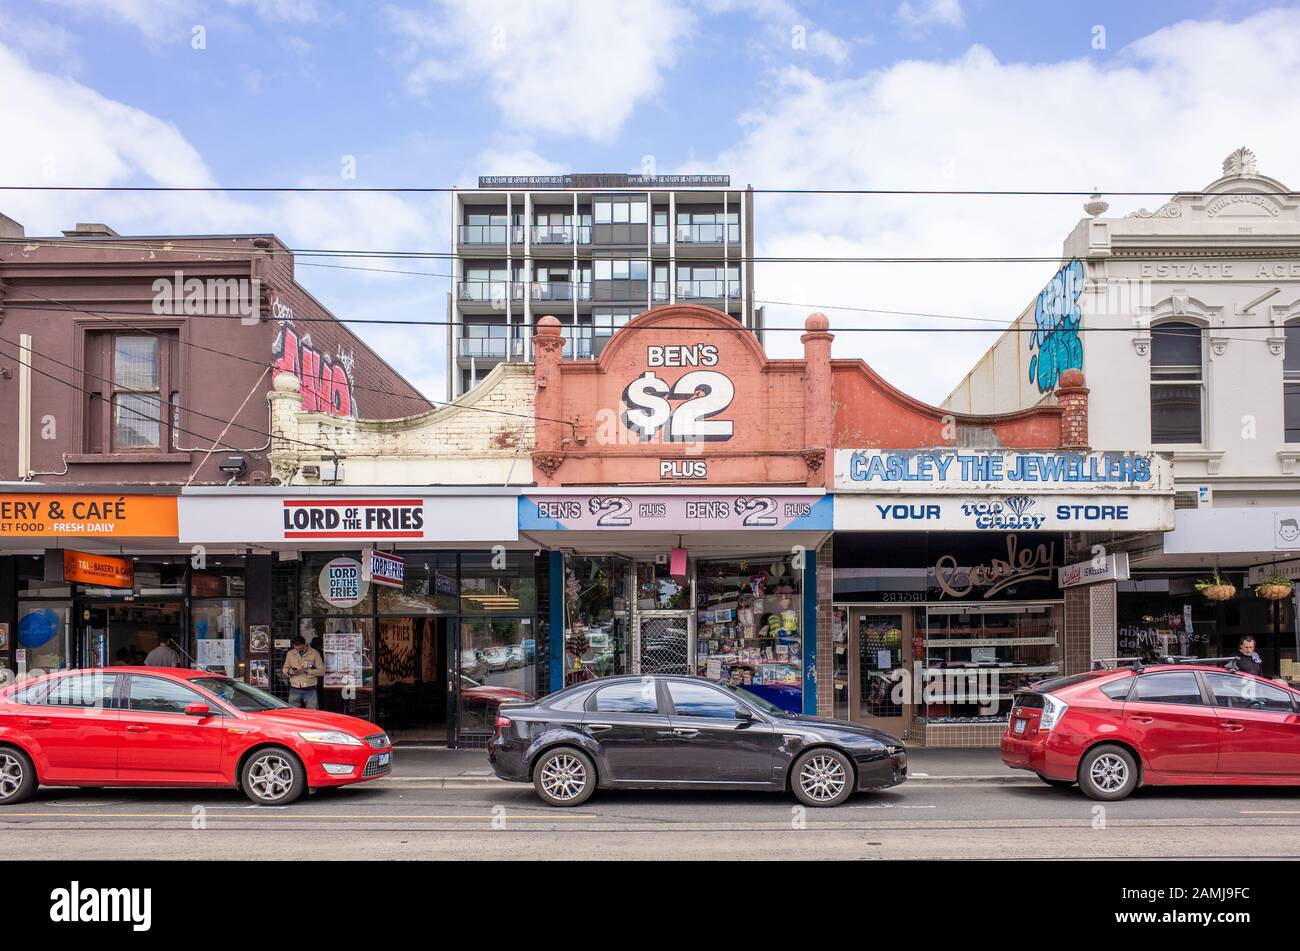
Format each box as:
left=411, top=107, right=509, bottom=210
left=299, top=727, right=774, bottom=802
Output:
left=834, top=450, right=1173, bottom=492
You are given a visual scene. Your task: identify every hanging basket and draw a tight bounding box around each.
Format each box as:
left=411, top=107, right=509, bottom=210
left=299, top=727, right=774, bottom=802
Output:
left=1256, top=582, right=1294, bottom=601
left=1200, top=583, right=1237, bottom=602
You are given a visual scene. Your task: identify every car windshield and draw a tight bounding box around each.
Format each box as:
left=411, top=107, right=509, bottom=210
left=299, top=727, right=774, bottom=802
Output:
left=191, top=677, right=290, bottom=712
left=717, top=681, right=786, bottom=716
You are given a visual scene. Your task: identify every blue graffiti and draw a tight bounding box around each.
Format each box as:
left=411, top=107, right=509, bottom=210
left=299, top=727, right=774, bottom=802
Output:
left=1027, top=258, right=1084, bottom=393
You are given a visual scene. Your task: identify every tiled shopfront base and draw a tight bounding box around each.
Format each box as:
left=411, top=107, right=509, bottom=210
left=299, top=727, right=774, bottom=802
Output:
left=908, top=719, right=1006, bottom=748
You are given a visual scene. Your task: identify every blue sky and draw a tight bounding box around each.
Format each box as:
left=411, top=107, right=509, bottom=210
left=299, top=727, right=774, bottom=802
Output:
left=2, top=0, right=1298, bottom=403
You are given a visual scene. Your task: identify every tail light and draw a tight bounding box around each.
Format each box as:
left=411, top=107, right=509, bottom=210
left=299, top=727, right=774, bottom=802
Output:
left=1039, top=694, right=1069, bottom=732
left=495, top=714, right=513, bottom=730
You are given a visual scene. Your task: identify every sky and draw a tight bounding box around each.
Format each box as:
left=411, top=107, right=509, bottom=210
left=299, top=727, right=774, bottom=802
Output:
left=2, top=0, right=1299, bottom=405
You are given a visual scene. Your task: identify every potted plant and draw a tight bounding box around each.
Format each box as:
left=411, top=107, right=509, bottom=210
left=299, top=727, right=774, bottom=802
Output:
left=1195, top=569, right=1237, bottom=602
left=1254, top=571, right=1295, bottom=601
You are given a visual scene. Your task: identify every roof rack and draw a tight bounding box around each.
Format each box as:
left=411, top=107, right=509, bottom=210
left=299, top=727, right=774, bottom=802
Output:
left=1091, top=657, right=1145, bottom=672
left=1092, top=655, right=1242, bottom=673
left=1159, top=655, right=1240, bottom=671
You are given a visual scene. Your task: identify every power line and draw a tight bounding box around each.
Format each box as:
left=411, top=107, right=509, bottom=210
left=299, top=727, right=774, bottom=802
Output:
left=6, top=288, right=574, bottom=429
left=2, top=183, right=1299, bottom=197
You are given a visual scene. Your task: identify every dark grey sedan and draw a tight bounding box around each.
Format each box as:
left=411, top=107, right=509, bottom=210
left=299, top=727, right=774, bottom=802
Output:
left=487, top=675, right=906, bottom=807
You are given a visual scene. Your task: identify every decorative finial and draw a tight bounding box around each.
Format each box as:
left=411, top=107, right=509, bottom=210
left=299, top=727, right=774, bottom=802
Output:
left=1084, top=189, right=1109, bottom=218
left=1223, top=147, right=1258, bottom=177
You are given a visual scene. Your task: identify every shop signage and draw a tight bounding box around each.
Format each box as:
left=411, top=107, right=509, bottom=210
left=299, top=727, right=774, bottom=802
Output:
left=520, top=493, right=832, bottom=531
left=0, top=493, right=178, bottom=538
left=318, top=557, right=367, bottom=607
left=623, top=348, right=736, bottom=443
left=935, top=535, right=1058, bottom=600
left=178, top=491, right=520, bottom=544
left=362, top=549, right=405, bottom=589
left=835, top=494, right=1173, bottom=532
left=1163, top=506, right=1300, bottom=555
left=1247, top=559, right=1300, bottom=586
left=834, top=450, right=1172, bottom=492
left=1058, top=552, right=1130, bottom=588
left=62, top=550, right=134, bottom=589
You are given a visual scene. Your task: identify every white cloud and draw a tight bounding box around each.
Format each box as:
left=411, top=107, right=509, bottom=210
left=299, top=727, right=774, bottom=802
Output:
left=897, top=0, right=964, bottom=31
left=702, top=0, right=854, bottom=64
left=386, top=0, right=695, bottom=141
left=712, top=8, right=1300, bottom=403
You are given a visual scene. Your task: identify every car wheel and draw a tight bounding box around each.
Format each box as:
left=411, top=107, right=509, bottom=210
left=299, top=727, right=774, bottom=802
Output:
left=0, top=748, right=36, bottom=805
left=1078, top=745, right=1138, bottom=801
left=241, top=747, right=306, bottom=806
left=1037, top=775, right=1075, bottom=788
left=792, top=748, right=854, bottom=807
left=533, top=748, right=595, bottom=807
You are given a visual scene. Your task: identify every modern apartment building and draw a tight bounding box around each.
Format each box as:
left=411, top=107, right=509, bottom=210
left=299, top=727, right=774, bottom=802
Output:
left=448, top=173, right=758, bottom=398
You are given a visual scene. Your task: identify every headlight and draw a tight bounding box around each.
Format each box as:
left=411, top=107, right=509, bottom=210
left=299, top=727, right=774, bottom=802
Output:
left=298, top=730, right=364, bottom=746
left=1039, top=694, right=1069, bottom=732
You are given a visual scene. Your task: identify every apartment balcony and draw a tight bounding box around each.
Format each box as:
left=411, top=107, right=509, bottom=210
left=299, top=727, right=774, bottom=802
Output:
left=677, top=280, right=742, bottom=301
left=676, top=223, right=740, bottom=245
left=531, top=281, right=592, bottom=303
left=459, top=332, right=525, bottom=360
left=652, top=281, right=670, bottom=303
left=456, top=281, right=515, bottom=306
left=458, top=224, right=509, bottom=245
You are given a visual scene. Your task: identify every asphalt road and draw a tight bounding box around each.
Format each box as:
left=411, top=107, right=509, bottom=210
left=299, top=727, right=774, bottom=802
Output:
left=5, top=779, right=1300, bottom=860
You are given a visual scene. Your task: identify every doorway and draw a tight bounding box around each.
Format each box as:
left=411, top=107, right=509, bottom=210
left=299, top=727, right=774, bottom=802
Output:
left=377, top=616, right=450, bottom=743
left=82, top=600, right=184, bottom=668
left=848, top=607, right=915, bottom=736
left=631, top=560, right=693, bottom=675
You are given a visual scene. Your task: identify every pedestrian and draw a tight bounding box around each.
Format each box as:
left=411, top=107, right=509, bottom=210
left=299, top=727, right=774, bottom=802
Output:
left=144, top=637, right=182, bottom=668
left=1233, top=635, right=1264, bottom=676
left=283, top=635, right=326, bottom=709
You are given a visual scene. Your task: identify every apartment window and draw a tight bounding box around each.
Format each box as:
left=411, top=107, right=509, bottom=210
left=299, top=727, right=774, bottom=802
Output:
left=1150, top=321, right=1204, bottom=444
left=594, top=259, right=648, bottom=281
left=84, top=331, right=178, bottom=453
left=594, top=199, right=647, bottom=224
left=1286, top=319, right=1300, bottom=442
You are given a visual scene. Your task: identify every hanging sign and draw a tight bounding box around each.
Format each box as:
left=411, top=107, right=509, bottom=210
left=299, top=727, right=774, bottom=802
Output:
left=362, top=549, right=405, bottom=589
left=62, top=550, right=135, bottom=589
left=1058, top=552, right=1130, bottom=588
left=318, top=557, right=368, bottom=607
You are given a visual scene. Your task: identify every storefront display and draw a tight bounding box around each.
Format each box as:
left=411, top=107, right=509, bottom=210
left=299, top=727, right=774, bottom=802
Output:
left=694, top=556, right=802, bottom=712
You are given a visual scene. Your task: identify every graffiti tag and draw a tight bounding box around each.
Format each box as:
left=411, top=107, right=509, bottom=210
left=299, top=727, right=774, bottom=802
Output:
left=1028, top=258, right=1085, bottom=393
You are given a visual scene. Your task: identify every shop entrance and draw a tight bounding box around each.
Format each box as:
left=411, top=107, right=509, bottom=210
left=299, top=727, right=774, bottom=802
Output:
left=847, top=607, right=914, bottom=736
left=634, top=612, right=694, bottom=674
left=377, top=616, right=450, bottom=743
left=80, top=600, right=185, bottom=668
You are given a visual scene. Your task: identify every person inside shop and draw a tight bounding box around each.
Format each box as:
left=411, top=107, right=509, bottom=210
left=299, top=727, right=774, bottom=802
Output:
left=283, top=635, right=326, bottom=709
left=1234, top=635, right=1264, bottom=677
left=144, top=637, right=182, bottom=668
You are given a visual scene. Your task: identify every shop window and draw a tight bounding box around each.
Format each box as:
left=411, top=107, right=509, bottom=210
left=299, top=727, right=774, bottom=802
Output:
left=298, top=617, right=375, bottom=698
left=17, top=557, right=70, bottom=598
left=377, top=553, right=458, bottom=614
left=694, top=556, right=802, bottom=713
left=191, top=598, right=244, bottom=677
left=458, top=618, right=537, bottom=732
left=1285, top=319, right=1300, bottom=442
left=1150, top=321, right=1204, bottom=444
left=16, top=601, right=71, bottom=672
left=299, top=555, right=372, bottom=616
left=459, top=552, right=537, bottom=615
left=1132, top=670, right=1203, bottom=705
left=563, top=556, right=630, bottom=684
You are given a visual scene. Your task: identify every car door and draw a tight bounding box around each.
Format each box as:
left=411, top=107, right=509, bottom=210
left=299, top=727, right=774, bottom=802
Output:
left=663, top=680, right=776, bottom=784
left=118, top=675, right=227, bottom=782
left=11, top=673, right=121, bottom=782
left=582, top=678, right=677, bottom=782
left=1123, top=670, right=1220, bottom=777
left=1203, top=671, right=1300, bottom=777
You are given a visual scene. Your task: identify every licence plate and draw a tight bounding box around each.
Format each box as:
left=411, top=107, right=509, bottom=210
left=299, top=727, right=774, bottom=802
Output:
left=376, top=752, right=391, bottom=766
left=1012, top=718, right=1027, bottom=734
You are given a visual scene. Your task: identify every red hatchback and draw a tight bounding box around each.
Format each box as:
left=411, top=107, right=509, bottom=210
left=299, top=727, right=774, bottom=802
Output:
left=1002, top=665, right=1300, bottom=800
left=0, top=667, right=393, bottom=806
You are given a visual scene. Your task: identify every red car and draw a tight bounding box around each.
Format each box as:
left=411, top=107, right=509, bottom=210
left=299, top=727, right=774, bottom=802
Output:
left=1002, top=664, right=1300, bottom=800
left=0, top=667, right=393, bottom=806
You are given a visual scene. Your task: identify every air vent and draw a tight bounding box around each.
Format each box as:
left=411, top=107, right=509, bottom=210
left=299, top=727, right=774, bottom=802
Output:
left=1174, top=491, right=1199, bottom=510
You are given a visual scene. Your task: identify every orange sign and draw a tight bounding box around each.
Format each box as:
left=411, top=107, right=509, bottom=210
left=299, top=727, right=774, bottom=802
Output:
left=63, top=549, right=135, bottom=589
left=0, top=494, right=178, bottom=538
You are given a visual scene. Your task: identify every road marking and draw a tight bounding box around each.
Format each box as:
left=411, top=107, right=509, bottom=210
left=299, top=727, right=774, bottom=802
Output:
left=1240, top=810, right=1300, bottom=815
left=0, top=811, right=595, bottom=820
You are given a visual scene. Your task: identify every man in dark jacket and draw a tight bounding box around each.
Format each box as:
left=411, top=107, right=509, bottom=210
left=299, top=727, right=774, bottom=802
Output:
left=1234, top=636, right=1264, bottom=676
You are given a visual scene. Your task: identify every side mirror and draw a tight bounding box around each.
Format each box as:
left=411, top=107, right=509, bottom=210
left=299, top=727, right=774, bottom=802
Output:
left=734, top=707, right=755, bottom=722
left=185, top=702, right=211, bottom=717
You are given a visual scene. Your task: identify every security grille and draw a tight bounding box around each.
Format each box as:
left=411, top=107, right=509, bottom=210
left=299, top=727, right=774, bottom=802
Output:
left=634, top=614, right=692, bottom=675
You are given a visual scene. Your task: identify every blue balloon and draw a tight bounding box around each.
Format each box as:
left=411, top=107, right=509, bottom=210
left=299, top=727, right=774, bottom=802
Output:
left=18, top=609, right=60, bottom=648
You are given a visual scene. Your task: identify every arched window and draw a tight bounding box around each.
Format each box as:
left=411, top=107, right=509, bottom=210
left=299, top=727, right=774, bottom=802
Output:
left=1150, top=321, right=1204, bottom=444
left=1286, top=319, right=1300, bottom=443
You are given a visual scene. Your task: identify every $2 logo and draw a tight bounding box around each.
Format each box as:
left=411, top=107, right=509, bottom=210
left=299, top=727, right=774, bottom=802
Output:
left=621, top=370, right=735, bottom=442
